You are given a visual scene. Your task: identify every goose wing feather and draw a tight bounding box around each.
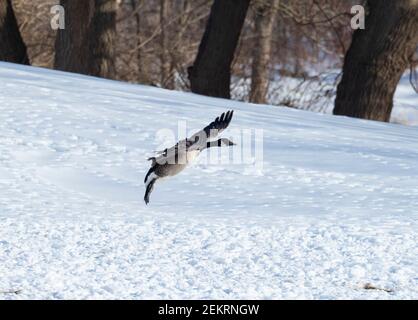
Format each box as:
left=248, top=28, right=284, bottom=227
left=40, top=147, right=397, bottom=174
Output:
left=152, top=110, right=234, bottom=157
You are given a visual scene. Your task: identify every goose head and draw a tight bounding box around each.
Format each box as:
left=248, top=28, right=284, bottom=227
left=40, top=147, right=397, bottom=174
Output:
left=214, top=138, right=236, bottom=147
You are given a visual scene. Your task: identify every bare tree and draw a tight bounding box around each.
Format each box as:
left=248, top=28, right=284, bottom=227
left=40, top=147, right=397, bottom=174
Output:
left=188, top=0, right=250, bottom=98
left=249, top=0, right=280, bottom=104
left=13, top=0, right=361, bottom=109
left=115, top=0, right=210, bottom=87
left=0, top=0, right=29, bottom=64
left=159, top=0, right=173, bottom=88
left=130, top=0, right=148, bottom=83
left=54, top=0, right=117, bottom=79
left=54, top=1, right=93, bottom=74
left=89, top=0, right=117, bottom=77
left=334, top=0, right=418, bottom=122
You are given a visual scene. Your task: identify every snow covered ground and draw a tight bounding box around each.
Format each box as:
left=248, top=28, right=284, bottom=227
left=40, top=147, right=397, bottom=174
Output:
left=0, top=62, right=417, bottom=299
left=392, top=72, right=418, bottom=126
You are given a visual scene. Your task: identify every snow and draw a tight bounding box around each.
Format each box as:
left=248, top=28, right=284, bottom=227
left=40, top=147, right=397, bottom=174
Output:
left=0, top=61, right=417, bottom=299
left=391, top=71, right=418, bottom=126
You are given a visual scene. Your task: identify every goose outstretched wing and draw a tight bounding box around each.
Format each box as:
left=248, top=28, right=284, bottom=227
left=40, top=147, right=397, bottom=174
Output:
left=186, top=110, right=234, bottom=151
left=151, top=110, right=234, bottom=161
left=191, top=110, right=234, bottom=142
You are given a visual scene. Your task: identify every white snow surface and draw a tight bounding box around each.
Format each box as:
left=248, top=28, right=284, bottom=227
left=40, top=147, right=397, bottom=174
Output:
left=0, top=62, right=417, bottom=299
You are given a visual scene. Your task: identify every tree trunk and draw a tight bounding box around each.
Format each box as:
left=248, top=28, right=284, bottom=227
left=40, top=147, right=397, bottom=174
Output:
left=249, top=0, right=279, bottom=104
left=334, top=0, right=418, bottom=122
left=188, top=0, right=250, bottom=99
left=54, top=0, right=92, bottom=74
left=170, top=0, right=191, bottom=89
left=131, top=0, right=149, bottom=85
left=88, top=0, right=117, bottom=78
left=54, top=0, right=117, bottom=79
left=0, top=0, right=29, bottom=64
left=159, top=0, right=173, bottom=89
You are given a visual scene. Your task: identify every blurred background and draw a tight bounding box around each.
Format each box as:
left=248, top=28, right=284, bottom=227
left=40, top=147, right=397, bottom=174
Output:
left=2, top=0, right=417, bottom=121
left=9, top=1, right=356, bottom=102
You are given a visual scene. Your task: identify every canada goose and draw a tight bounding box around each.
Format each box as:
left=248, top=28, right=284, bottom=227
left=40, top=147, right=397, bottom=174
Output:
left=144, top=110, right=235, bottom=204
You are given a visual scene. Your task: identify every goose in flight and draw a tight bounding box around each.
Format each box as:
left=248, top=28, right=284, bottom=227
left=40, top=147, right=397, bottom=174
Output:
left=144, top=110, right=235, bottom=204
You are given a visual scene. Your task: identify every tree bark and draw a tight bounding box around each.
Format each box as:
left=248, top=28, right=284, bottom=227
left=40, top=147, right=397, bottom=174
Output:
left=0, top=0, right=29, bottom=64
left=54, top=0, right=117, bottom=79
left=159, top=0, right=173, bottom=89
left=170, top=0, right=191, bottom=89
left=188, top=0, right=250, bottom=99
left=249, top=0, right=279, bottom=104
left=334, top=0, right=418, bottom=122
left=131, top=0, right=149, bottom=85
left=54, top=0, right=92, bottom=74
left=88, top=0, right=117, bottom=78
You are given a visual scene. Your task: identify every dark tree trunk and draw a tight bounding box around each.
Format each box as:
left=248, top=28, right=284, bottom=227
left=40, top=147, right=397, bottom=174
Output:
left=334, top=0, right=418, bottom=122
left=54, top=0, right=92, bottom=74
left=159, top=0, right=173, bottom=89
left=131, top=0, right=150, bottom=85
left=249, top=0, right=279, bottom=104
left=188, top=0, right=250, bottom=99
left=88, top=0, right=117, bottom=78
left=0, top=0, right=29, bottom=64
left=54, top=0, right=116, bottom=79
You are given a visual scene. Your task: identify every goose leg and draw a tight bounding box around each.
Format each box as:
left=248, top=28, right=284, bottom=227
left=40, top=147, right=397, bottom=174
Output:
left=144, top=178, right=157, bottom=205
